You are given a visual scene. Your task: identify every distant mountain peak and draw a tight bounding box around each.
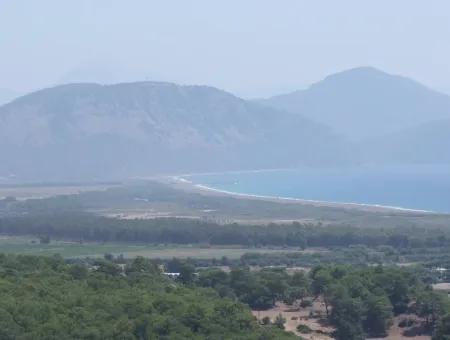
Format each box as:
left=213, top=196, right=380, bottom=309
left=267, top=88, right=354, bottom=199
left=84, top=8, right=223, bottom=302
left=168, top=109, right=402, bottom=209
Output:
left=311, top=66, right=410, bottom=90
left=0, top=88, right=22, bottom=106
left=325, top=66, right=388, bottom=78
left=260, top=67, right=450, bottom=140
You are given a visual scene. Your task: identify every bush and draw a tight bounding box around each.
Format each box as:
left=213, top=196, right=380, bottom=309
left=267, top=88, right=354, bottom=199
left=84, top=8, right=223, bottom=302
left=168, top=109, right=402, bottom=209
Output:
left=398, top=318, right=415, bottom=328
left=262, top=316, right=271, bottom=325
left=274, top=313, right=286, bottom=329
left=297, top=324, right=313, bottom=334
left=39, top=235, right=51, bottom=244
left=300, top=299, right=313, bottom=308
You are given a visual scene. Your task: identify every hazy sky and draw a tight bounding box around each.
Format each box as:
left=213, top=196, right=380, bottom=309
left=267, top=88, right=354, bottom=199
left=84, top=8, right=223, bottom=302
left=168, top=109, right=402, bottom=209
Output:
left=1, top=0, right=450, bottom=98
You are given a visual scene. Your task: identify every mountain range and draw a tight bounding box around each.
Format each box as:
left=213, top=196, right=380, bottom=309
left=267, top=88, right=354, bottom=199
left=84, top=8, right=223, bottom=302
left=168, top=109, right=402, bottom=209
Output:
left=0, top=82, right=347, bottom=180
left=0, top=67, right=449, bottom=181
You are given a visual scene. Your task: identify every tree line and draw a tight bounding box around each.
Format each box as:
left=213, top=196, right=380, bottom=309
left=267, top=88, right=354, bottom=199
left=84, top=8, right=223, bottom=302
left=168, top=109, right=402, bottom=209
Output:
left=1, top=213, right=450, bottom=249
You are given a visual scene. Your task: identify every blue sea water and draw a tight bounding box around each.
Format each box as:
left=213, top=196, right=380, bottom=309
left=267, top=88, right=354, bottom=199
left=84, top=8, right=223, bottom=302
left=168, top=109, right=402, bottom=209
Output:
left=186, top=165, right=450, bottom=213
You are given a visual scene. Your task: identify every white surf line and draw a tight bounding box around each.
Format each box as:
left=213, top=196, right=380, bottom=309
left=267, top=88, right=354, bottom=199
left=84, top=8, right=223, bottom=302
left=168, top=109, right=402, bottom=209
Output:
left=171, top=175, right=434, bottom=214
left=174, top=167, right=296, bottom=178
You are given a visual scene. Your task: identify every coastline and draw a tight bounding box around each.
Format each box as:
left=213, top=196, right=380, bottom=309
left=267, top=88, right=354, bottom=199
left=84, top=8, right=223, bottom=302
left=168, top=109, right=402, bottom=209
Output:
left=169, top=174, right=435, bottom=215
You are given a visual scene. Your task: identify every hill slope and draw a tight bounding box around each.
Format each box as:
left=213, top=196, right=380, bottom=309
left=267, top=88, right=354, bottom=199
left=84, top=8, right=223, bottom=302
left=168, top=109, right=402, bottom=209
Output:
left=0, top=82, right=348, bottom=180
left=0, top=88, right=20, bottom=106
left=363, top=119, right=450, bottom=164
left=260, top=67, right=450, bottom=140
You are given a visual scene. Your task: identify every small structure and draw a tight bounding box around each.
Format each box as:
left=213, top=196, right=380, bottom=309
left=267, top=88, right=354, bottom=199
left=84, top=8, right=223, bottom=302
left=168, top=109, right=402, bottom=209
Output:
left=164, top=272, right=180, bottom=279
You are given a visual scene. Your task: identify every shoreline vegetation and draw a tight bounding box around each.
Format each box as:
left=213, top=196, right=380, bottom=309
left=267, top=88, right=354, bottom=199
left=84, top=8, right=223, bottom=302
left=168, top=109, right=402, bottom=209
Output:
left=2, top=178, right=450, bottom=226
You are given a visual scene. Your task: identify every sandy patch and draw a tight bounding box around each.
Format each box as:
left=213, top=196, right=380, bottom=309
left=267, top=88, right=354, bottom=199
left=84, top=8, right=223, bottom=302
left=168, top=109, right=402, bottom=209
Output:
left=432, top=282, right=450, bottom=291
left=368, top=314, right=431, bottom=340
left=253, top=301, right=333, bottom=339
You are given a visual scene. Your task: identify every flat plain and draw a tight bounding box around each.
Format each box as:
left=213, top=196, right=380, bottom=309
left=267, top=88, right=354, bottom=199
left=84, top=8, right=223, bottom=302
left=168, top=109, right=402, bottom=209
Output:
left=0, top=235, right=307, bottom=259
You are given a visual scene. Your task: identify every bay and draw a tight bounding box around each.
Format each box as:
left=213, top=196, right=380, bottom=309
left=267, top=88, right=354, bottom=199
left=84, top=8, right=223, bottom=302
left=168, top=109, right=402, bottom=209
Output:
left=185, top=165, right=450, bottom=213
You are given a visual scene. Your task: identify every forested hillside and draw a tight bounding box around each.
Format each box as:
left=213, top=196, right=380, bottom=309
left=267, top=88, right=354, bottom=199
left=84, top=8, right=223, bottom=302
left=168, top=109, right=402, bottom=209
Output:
left=0, top=254, right=293, bottom=339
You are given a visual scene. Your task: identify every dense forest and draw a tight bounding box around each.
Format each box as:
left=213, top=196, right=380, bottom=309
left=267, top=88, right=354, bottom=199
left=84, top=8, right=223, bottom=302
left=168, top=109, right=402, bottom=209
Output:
left=195, top=264, right=450, bottom=339
left=1, top=213, right=450, bottom=249
left=2, top=226, right=450, bottom=339
left=4, top=252, right=450, bottom=339
left=0, top=254, right=294, bottom=340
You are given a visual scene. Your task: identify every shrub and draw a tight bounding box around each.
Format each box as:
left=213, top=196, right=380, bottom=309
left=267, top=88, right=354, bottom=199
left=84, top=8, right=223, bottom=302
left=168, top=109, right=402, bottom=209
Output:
left=297, top=324, right=313, bottom=334
left=300, top=299, right=313, bottom=308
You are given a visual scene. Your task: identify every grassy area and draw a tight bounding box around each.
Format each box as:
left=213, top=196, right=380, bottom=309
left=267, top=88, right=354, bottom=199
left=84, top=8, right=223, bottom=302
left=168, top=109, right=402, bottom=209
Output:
left=3, top=181, right=450, bottom=228
left=0, top=236, right=304, bottom=259
left=0, top=183, right=117, bottom=200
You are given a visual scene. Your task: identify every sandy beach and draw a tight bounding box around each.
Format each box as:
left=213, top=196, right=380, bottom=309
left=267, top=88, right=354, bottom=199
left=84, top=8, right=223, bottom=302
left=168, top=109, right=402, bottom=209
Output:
left=167, top=174, right=434, bottom=215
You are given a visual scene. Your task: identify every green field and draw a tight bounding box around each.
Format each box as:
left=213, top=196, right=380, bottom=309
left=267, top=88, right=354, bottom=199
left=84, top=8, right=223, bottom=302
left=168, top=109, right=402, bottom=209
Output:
left=0, top=236, right=305, bottom=259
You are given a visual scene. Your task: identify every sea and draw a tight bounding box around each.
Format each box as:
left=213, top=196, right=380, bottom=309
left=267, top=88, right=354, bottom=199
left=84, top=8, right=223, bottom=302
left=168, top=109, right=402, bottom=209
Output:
left=184, top=165, right=450, bottom=213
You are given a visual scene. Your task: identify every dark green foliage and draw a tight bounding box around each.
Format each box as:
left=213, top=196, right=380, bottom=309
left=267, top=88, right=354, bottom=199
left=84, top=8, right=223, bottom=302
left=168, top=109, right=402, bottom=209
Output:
left=434, top=313, right=450, bottom=340
left=3, top=212, right=450, bottom=250
left=69, top=263, right=88, bottom=279
left=297, top=324, right=312, bottom=334
left=308, top=265, right=448, bottom=339
left=416, top=289, right=449, bottom=330
left=262, top=316, right=271, bottom=325
left=0, top=254, right=294, bottom=340
left=363, top=293, right=392, bottom=337
left=331, top=295, right=365, bottom=340
left=199, top=267, right=298, bottom=310
left=199, top=267, right=312, bottom=312
left=274, top=313, right=286, bottom=329
left=196, top=263, right=449, bottom=340
left=178, top=262, right=196, bottom=284
left=310, top=267, right=333, bottom=298
left=373, top=268, right=412, bottom=314
left=300, top=299, right=313, bottom=308
left=125, top=256, right=159, bottom=276
left=39, top=235, right=50, bottom=244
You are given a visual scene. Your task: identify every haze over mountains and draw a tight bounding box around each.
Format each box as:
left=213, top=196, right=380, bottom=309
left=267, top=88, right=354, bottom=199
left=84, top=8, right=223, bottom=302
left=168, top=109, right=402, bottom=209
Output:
left=0, top=67, right=449, bottom=181
left=260, top=67, right=450, bottom=140
left=0, top=88, right=21, bottom=106
left=260, top=67, right=450, bottom=164
left=0, top=82, right=346, bottom=180
left=363, top=119, right=450, bottom=164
